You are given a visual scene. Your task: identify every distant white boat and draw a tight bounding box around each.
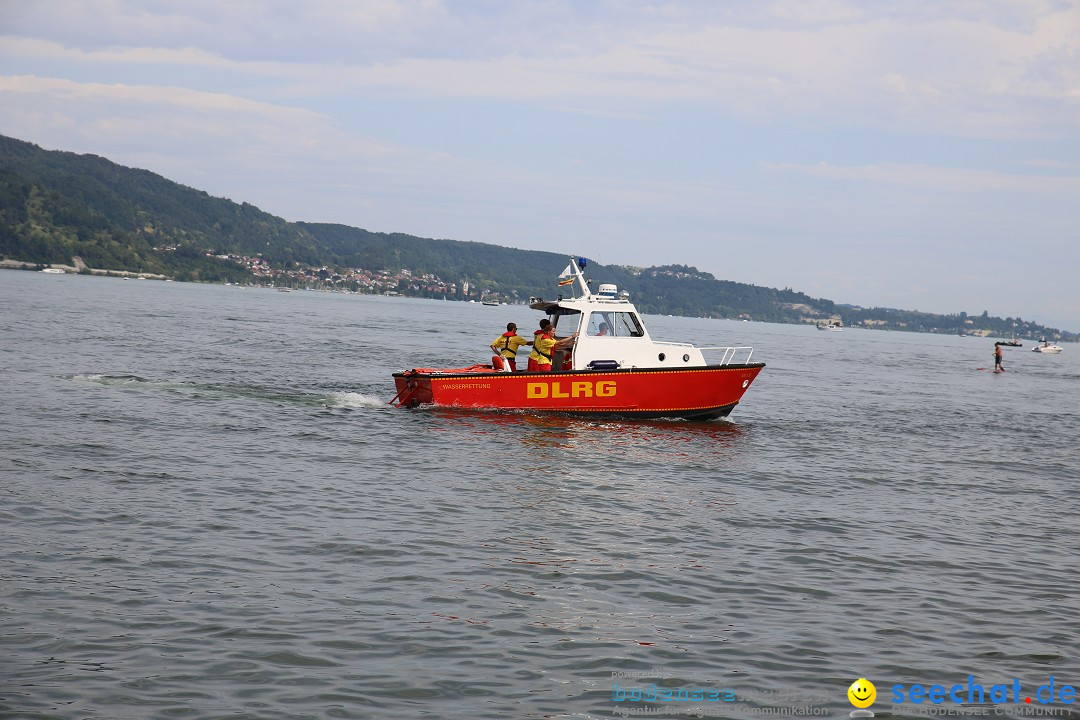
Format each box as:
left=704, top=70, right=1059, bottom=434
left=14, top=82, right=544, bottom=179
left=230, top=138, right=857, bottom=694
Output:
left=1031, top=341, right=1063, bottom=354
left=816, top=322, right=843, bottom=332
left=277, top=287, right=292, bottom=293
left=40, top=268, right=65, bottom=274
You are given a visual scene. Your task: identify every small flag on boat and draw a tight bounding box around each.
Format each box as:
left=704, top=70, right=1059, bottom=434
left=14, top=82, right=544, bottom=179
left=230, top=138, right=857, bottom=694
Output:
left=558, top=277, right=574, bottom=286
left=559, top=263, right=573, bottom=279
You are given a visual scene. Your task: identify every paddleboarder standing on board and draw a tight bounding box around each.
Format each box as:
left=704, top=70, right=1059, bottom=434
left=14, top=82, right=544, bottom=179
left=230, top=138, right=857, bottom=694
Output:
left=994, top=342, right=1005, bottom=373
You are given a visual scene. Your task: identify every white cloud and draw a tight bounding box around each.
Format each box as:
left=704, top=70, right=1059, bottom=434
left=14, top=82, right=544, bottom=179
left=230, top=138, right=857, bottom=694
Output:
left=4, top=1, right=1079, bottom=138
left=1, top=0, right=451, bottom=61
left=772, top=161, right=1080, bottom=195
left=0, top=37, right=302, bottom=77
left=0, top=74, right=318, bottom=124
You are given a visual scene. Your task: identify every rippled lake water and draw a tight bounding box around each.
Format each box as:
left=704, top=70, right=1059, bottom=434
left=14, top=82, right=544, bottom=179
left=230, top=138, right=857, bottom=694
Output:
left=2, top=271, right=1078, bottom=719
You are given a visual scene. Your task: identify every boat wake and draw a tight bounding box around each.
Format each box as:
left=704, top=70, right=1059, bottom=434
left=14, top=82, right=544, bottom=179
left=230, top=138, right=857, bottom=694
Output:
left=325, top=392, right=388, bottom=409
left=66, top=374, right=390, bottom=411
left=68, top=373, right=192, bottom=389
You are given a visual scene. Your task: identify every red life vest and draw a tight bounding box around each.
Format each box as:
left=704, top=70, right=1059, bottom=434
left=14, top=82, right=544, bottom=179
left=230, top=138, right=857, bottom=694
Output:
left=497, top=331, right=517, bottom=358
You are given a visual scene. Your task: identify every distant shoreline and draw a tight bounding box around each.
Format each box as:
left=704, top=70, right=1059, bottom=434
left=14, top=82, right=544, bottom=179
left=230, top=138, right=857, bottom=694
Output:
left=5, top=263, right=1073, bottom=341
left=0, top=259, right=168, bottom=280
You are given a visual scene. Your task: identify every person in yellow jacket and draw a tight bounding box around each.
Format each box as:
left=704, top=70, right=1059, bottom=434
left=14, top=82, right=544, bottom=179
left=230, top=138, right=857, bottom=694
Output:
left=490, top=322, right=531, bottom=371
left=529, top=324, right=577, bottom=372
left=528, top=324, right=554, bottom=371
left=527, top=320, right=550, bottom=371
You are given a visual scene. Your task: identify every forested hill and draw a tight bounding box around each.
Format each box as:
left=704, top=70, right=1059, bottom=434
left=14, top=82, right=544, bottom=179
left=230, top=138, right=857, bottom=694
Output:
left=294, top=224, right=829, bottom=322
left=0, top=134, right=1073, bottom=339
left=0, top=134, right=321, bottom=281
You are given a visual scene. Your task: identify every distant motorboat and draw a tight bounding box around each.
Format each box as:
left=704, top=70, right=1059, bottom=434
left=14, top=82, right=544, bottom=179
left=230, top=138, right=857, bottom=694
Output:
left=816, top=322, right=843, bottom=332
left=482, top=300, right=499, bottom=306
left=40, top=268, right=65, bottom=274
left=1031, top=341, right=1063, bottom=354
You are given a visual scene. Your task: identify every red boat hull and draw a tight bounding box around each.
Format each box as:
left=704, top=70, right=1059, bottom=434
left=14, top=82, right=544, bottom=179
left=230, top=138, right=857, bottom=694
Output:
left=392, top=363, right=765, bottom=420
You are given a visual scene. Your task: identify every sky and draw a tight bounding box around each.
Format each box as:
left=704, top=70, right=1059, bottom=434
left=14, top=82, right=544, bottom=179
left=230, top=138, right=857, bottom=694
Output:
left=1, top=1, right=1078, bottom=329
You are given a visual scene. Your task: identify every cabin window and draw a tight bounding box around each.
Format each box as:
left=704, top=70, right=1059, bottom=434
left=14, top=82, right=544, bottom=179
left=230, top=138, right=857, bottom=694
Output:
left=550, top=309, right=581, bottom=338
left=586, top=312, right=643, bottom=337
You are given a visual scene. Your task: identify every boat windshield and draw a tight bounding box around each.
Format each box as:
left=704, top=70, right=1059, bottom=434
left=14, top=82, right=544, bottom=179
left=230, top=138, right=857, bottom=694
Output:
left=585, top=311, right=644, bottom=337
left=550, top=309, right=581, bottom=338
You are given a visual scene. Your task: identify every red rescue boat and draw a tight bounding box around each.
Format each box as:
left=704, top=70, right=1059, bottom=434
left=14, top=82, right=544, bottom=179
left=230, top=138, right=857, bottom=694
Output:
left=391, top=257, right=765, bottom=420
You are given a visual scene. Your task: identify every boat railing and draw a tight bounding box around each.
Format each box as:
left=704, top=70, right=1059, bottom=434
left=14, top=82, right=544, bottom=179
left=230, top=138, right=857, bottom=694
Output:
left=651, top=341, right=754, bottom=366
left=697, top=345, right=755, bottom=365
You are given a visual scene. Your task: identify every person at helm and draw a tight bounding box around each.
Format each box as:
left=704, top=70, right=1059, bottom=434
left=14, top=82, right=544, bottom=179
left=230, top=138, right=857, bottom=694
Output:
left=531, top=323, right=578, bottom=372
left=528, top=319, right=551, bottom=371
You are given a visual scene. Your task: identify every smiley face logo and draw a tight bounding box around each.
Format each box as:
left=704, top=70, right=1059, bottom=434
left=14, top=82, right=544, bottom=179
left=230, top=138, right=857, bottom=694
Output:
left=848, top=678, right=876, bottom=708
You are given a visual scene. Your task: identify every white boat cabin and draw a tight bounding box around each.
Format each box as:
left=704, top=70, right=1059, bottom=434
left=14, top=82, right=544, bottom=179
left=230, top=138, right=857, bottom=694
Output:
left=529, top=258, right=753, bottom=371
